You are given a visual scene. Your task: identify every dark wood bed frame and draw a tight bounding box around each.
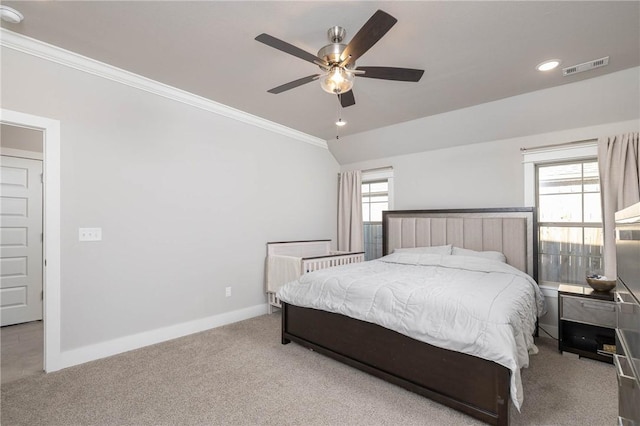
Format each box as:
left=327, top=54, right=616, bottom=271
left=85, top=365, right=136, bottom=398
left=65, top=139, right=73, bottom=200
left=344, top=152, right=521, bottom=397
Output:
left=281, top=208, right=538, bottom=426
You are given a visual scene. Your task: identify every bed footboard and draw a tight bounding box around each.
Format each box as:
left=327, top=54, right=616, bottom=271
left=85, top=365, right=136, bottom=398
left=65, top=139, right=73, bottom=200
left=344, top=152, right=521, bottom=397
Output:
left=282, top=303, right=510, bottom=426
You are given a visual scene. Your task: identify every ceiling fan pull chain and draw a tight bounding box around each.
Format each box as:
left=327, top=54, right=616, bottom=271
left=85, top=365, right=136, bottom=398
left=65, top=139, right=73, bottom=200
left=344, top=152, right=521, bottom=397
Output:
left=336, top=94, right=341, bottom=140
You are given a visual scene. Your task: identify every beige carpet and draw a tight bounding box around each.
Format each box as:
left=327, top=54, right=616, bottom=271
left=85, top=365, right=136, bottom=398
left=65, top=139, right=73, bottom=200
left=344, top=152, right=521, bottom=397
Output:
left=1, top=321, right=43, bottom=384
left=1, top=312, right=616, bottom=425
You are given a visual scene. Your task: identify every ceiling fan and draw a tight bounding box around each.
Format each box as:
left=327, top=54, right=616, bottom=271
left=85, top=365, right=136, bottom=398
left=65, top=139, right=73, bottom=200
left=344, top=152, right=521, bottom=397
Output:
left=255, top=9, right=424, bottom=108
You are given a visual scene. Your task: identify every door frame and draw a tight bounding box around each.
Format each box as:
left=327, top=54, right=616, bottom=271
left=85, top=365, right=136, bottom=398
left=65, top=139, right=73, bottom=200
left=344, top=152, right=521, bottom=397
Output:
left=1, top=109, right=61, bottom=372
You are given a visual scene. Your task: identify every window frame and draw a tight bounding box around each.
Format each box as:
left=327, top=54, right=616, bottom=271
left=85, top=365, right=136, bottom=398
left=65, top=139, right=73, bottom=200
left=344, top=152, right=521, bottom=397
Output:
left=522, top=141, right=599, bottom=285
left=536, top=159, right=602, bottom=224
left=362, top=168, right=394, bottom=209
left=361, top=168, right=394, bottom=261
left=362, top=180, right=390, bottom=224
left=535, top=159, right=603, bottom=285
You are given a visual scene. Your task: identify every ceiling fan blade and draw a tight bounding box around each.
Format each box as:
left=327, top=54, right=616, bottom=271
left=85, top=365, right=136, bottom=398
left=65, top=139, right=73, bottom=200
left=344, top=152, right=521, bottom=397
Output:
left=355, top=66, right=424, bottom=82
left=267, top=74, right=320, bottom=94
left=255, top=33, right=326, bottom=66
left=338, top=90, right=356, bottom=108
left=340, top=10, right=397, bottom=67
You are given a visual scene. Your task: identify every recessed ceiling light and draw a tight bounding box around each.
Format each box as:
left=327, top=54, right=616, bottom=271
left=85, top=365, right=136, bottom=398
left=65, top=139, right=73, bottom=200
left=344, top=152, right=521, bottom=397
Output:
left=0, top=6, right=24, bottom=24
left=335, top=118, right=347, bottom=127
left=536, top=60, right=561, bottom=72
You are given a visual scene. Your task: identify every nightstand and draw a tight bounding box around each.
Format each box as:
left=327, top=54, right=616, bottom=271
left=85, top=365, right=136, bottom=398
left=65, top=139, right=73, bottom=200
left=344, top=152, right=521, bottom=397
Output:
left=558, top=283, right=616, bottom=364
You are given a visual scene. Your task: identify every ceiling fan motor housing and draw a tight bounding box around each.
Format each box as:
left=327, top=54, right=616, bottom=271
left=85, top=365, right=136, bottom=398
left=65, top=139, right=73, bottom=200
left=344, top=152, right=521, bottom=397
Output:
left=318, top=26, right=356, bottom=68
left=317, top=43, right=349, bottom=66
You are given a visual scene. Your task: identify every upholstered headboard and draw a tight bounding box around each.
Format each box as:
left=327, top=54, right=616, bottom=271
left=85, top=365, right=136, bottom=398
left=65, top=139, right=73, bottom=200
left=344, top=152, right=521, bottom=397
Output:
left=382, top=208, right=537, bottom=281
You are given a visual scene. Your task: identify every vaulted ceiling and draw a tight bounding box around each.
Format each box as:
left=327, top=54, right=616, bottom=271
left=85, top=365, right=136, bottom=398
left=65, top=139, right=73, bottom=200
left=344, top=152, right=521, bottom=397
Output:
left=2, top=1, right=639, bottom=143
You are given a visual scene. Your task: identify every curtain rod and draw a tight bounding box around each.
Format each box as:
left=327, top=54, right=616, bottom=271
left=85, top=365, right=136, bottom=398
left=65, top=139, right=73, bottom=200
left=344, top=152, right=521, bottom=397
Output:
left=520, top=138, right=597, bottom=152
left=363, top=166, right=393, bottom=173
left=337, top=166, right=393, bottom=177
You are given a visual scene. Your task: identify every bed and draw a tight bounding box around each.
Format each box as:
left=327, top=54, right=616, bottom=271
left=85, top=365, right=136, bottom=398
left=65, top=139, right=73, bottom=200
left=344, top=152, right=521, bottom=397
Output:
left=265, top=240, right=364, bottom=312
left=277, top=208, right=542, bottom=426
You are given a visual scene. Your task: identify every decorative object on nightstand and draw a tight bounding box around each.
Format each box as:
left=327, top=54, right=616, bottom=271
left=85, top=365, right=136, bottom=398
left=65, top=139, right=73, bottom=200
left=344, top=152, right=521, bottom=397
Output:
left=586, top=274, right=617, bottom=292
left=558, top=283, right=616, bottom=364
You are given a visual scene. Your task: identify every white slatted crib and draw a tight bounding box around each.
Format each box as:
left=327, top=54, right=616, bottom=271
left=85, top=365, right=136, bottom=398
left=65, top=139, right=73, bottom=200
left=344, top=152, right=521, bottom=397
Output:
left=265, top=240, right=364, bottom=312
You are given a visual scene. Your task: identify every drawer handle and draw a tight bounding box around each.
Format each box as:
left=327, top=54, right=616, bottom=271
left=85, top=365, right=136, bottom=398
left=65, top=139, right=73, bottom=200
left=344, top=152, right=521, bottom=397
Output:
left=613, top=354, right=637, bottom=389
left=580, top=301, right=615, bottom=312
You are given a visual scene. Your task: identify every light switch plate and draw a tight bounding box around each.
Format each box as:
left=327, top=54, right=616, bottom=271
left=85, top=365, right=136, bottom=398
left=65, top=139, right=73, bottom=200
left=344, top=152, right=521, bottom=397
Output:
left=79, top=228, right=102, bottom=241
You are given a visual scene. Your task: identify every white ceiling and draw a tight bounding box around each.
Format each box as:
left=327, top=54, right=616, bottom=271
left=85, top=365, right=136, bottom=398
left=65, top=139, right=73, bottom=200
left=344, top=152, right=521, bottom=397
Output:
left=2, top=1, right=639, bottom=143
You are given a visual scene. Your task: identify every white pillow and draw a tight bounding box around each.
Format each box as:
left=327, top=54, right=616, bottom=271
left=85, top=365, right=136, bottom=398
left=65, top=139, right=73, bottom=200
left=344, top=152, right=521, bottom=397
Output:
left=393, top=245, right=452, bottom=255
left=452, top=247, right=506, bottom=263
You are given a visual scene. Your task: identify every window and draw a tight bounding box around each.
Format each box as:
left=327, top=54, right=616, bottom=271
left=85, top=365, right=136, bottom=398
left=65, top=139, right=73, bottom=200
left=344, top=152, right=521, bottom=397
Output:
left=536, top=160, right=603, bottom=284
left=362, top=181, right=388, bottom=260
left=361, top=168, right=393, bottom=261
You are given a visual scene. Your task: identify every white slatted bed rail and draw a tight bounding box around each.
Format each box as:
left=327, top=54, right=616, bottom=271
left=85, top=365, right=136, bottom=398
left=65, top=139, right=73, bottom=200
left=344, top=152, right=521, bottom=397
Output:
left=265, top=240, right=364, bottom=312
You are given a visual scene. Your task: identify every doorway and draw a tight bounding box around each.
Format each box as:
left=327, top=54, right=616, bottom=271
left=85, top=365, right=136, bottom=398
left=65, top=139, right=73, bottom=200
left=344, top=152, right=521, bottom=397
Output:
left=1, top=124, right=44, bottom=382
left=1, top=109, right=61, bottom=373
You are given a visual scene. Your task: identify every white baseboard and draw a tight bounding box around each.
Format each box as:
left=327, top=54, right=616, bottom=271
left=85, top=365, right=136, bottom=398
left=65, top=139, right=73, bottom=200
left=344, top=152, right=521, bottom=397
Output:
left=538, top=324, right=558, bottom=340
left=538, top=285, right=559, bottom=339
left=539, top=284, right=559, bottom=298
left=58, top=303, right=269, bottom=371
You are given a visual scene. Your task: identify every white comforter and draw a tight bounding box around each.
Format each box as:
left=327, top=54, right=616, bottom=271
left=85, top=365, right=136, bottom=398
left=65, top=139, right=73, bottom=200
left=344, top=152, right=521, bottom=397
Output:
left=277, top=252, right=546, bottom=410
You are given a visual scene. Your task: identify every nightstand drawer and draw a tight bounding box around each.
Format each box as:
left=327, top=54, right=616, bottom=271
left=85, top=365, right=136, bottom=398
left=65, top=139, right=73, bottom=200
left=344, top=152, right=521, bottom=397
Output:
left=562, top=295, right=616, bottom=328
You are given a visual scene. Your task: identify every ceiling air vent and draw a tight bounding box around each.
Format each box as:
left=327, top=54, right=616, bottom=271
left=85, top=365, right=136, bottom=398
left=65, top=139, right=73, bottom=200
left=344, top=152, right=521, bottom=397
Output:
left=563, top=56, right=609, bottom=77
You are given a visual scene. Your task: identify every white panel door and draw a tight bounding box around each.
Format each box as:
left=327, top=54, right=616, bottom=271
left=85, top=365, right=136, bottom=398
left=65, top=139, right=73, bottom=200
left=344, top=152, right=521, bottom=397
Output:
left=0, top=155, right=43, bottom=326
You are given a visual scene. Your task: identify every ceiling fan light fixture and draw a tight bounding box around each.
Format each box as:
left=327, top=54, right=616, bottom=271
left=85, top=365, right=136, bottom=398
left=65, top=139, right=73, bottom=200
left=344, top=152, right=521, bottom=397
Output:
left=320, top=67, right=354, bottom=94
left=536, top=59, right=561, bottom=72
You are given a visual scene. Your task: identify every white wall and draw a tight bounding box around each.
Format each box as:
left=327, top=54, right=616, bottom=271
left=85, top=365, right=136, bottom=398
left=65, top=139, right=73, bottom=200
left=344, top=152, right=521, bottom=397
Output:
left=338, top=66, right=639, bottom=209
left=1, top=47, right=339, bottom=355
left=338, top=67, right=640, bottom=209
left=341, top=120, right=639, bottom=209
left=330, top=67, right=640, bottom=165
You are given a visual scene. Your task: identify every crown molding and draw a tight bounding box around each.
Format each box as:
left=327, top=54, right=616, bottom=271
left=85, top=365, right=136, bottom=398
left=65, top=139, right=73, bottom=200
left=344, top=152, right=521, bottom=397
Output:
left=0, top=28, right=328, bottom=149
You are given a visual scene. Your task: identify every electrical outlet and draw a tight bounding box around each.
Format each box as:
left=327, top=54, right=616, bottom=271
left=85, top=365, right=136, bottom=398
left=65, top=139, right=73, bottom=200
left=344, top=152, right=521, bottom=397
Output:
left=225, top=287, right=231, bottom=297
left=79, top=228, right=102, bottom=241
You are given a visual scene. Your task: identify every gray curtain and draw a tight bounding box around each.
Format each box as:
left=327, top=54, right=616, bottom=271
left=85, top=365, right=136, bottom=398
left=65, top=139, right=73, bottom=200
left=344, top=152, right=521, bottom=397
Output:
left=598, top=132, right=640, bottom=278
left=338, top=171, right=363, bottom=252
